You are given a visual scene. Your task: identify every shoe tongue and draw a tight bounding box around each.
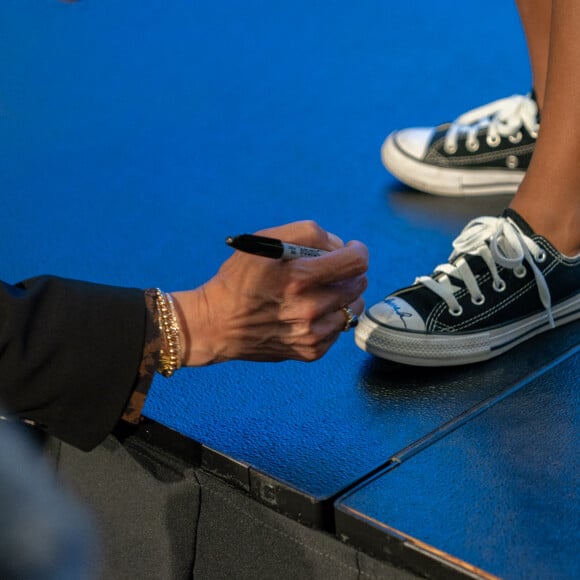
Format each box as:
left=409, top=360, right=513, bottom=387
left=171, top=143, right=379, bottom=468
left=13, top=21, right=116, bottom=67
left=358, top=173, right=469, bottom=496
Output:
left=502, top=207, right=536, bottom=236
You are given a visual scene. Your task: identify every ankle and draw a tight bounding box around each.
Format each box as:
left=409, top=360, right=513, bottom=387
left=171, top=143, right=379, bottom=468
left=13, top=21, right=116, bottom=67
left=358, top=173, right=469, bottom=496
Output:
left=509, top=199, right=580, bottom=257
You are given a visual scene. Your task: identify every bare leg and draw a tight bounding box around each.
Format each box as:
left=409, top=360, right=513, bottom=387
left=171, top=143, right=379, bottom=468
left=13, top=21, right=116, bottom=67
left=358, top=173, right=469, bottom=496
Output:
left=510, top=0, right=580, bottom=256
left=515, top=0, right=551, bottom=108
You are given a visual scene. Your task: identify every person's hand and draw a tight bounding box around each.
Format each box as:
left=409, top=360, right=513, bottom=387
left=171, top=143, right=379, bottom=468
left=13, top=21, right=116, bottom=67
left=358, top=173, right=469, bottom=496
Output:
left=172, top=221, right=368, bottom=365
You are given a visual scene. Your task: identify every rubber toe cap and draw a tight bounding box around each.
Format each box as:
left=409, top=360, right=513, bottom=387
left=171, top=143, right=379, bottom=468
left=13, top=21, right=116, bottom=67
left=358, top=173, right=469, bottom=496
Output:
left=390, top=128, right=435, bottom=161
left=367, top=297, right=426, bottom=331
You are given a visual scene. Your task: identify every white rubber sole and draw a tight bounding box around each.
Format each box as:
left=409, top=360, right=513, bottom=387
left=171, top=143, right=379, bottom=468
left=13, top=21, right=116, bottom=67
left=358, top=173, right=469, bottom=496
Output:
left=382, top=133, right=526, bottom=197
left=354, top=294, right=580, bottom=367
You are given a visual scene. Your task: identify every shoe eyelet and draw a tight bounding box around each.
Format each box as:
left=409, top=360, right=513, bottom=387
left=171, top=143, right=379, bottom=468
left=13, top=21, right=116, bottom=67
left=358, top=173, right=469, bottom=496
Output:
left=508, top=131, right=523, bottom=144
left=486, top=134, right=501, bottom=148
left=444, top=143, right=458, bottom=155
left=514, top=265, right=527, bottom=278
left=493, top=279, right=507, bottom=292
left=535, top=251, right=547, bottom=263
left=466, top=139, right=480, bottom=152
left=506, top=155, right=519, bottom=169
left=471, top=294, right=485, bottom=306
left=449, top=306, right=463, bottom=317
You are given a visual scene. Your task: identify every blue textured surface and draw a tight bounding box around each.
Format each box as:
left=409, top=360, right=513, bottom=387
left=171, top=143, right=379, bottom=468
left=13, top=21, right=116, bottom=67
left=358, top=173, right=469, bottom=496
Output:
left=336, top=352, right=580, bottom=580
left=0, top=0, right=527, bottom=290
left=4, top=0, right=577, bottom=571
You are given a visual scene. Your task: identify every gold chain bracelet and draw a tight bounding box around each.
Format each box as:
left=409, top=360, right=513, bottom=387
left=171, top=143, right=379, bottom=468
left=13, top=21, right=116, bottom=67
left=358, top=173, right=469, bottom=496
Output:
left=154, top=288, right=183, bottom=378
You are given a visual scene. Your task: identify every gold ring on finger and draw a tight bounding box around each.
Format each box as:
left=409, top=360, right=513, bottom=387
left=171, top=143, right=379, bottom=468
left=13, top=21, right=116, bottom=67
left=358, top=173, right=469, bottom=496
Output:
left=341, top=306, right=359, bottom=332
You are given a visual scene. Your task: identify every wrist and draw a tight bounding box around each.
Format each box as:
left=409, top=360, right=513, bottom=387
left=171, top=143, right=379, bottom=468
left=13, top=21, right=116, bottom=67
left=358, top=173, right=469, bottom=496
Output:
left=171, top=287, right=220, bottom=367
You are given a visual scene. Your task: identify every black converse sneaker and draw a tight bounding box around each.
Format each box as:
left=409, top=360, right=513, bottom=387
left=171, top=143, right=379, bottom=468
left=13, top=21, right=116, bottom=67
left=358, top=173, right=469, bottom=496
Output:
left=355, top=209, right=580, bottom=366
left=382, top=93, right=539, bottom=196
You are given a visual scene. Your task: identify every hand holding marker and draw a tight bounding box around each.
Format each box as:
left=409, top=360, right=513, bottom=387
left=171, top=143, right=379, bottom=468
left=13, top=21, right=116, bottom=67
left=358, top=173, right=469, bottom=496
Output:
left=226, top=233, right=359, bottom=330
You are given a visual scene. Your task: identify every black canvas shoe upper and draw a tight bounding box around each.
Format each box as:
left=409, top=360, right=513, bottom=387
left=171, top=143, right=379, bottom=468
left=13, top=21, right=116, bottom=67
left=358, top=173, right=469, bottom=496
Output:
left=422, top=93, right=539, bottom=171
left=368, top=209, right=580, bottom=335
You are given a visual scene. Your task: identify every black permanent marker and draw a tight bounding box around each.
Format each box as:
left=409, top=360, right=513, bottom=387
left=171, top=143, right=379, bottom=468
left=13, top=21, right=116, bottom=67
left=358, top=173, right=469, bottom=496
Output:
left=225, top=234, right=328, bottom=259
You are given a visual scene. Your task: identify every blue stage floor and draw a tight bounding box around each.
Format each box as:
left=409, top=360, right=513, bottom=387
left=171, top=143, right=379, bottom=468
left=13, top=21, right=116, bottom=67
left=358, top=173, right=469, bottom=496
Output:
left=1, top=1, right=578, bottom=578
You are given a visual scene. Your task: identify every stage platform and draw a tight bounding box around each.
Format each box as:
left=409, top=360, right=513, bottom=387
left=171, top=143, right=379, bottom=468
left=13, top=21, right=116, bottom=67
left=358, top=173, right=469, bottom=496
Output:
left=2, top=1, right=578, bottom=578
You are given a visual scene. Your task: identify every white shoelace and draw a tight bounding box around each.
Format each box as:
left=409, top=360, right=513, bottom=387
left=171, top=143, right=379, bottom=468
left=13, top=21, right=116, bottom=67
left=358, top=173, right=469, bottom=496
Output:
left=417, top=216, right=554, bottom=326
left=443, top=94, right=539, bottom=154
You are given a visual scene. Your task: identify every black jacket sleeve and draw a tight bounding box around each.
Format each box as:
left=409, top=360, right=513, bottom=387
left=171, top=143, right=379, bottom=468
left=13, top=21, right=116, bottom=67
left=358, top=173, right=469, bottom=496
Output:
left=0, top=275, right=147, bottom=451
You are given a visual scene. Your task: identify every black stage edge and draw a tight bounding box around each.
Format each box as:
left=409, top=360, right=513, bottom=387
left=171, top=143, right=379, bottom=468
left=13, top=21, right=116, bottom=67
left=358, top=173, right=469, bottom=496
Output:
left=202, top=444, right=251, bottom=492
left=113, top=418, right=202, bottom=467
